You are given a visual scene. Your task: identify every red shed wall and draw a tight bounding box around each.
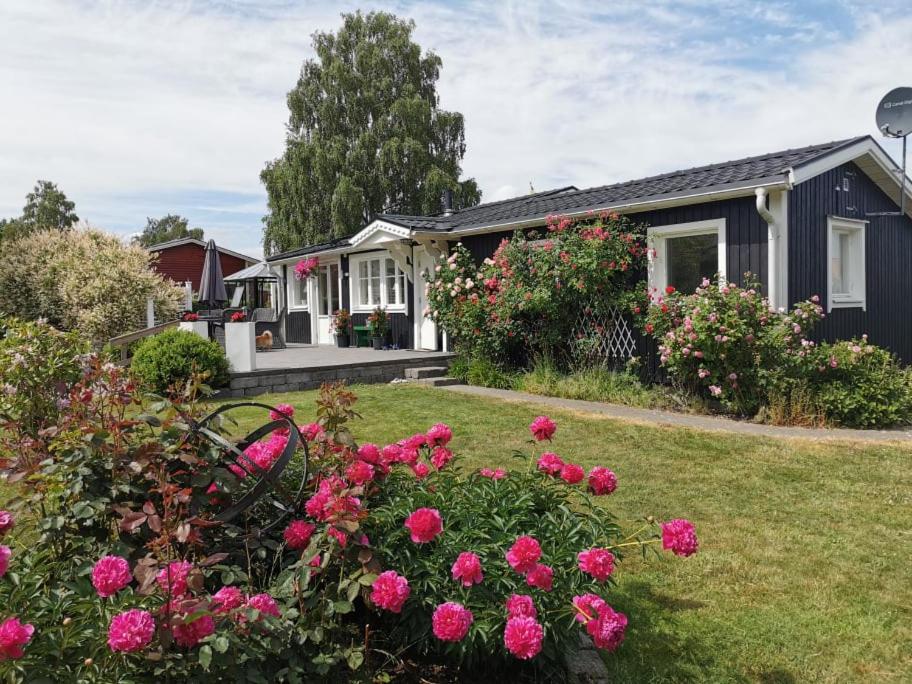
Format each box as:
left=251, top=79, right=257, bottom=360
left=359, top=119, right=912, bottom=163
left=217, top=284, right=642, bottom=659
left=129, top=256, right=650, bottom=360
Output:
left=152, top=244, right=250, bottom=291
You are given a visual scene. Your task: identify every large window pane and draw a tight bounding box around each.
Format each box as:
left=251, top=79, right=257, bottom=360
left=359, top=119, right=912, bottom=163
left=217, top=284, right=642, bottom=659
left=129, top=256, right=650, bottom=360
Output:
left=369, top=259, right=381, bottom=305
left=359, top=261, right=369, bottom=306
left=385, top=259, right=400, bottom=305
left=666, top=233, right=718, bottom=294
left=318, top=268, right=329, bottom=315
left=832, top=232, right=847, bottom=294
left=330, top=264, right=340, bottom=312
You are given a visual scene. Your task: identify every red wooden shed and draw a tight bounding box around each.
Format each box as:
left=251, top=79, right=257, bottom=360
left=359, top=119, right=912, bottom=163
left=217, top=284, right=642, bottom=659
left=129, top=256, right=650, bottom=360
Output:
left=147, top=238, right=257, bottom=292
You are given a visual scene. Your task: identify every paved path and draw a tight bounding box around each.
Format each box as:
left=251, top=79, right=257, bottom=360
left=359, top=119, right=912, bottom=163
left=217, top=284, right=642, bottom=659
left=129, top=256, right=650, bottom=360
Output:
left=439, top=384, right=912, bottom=443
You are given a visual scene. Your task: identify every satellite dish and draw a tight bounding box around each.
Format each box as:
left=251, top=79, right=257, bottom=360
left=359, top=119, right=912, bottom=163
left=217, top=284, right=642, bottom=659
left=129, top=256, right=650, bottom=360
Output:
left=875, top=87, right=912, bottom=137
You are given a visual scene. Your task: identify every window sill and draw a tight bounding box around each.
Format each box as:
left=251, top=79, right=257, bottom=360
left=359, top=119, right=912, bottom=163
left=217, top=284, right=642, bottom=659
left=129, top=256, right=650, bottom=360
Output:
left=288, top=306, right=310, bottom=313
left=830, top=298, right=865, bottom=310
left=351, top=305, right=407, bottom=314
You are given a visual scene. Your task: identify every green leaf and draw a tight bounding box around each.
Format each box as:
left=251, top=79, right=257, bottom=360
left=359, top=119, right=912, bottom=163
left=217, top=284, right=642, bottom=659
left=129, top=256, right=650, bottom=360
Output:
left=213, top=635, right=229, bottom=654
left=333, top=600, right=353, bottom=614
left=198, top=644, right=212, bottom=669
left=346, top=649, right=364, bottom=670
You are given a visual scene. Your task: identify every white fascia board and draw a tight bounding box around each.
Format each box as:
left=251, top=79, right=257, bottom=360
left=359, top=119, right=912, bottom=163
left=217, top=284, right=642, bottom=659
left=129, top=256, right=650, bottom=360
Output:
left=348, top=219, right=413, bottom=247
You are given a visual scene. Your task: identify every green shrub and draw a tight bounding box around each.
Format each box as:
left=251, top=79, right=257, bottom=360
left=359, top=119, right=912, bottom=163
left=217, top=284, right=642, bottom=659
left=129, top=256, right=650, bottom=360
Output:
left=447, top=355, right=470, bottom=382
left=131, top=329, right=228, bottom=393
left=465, top=356, right=515, bottom=389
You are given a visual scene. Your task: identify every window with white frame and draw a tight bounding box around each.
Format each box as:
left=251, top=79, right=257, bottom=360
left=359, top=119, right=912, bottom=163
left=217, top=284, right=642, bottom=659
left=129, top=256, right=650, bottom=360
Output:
left=828, top=216, right=866, bottom=309
left=647, top=219, right=727, bottom=295
left=351, top=254, right=407, bottom=311
left=288, top=276, right=308, bottom=310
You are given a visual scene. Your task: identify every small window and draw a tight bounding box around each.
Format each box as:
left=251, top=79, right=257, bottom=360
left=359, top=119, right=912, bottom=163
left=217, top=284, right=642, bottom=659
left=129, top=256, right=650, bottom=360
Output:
left=288, top=277, right=308, bottom=310
left=351, top=254, right=408, bottom=311
left=828, top=217, right=866, bottom=309
left=647, top=219, right=726, bottom=296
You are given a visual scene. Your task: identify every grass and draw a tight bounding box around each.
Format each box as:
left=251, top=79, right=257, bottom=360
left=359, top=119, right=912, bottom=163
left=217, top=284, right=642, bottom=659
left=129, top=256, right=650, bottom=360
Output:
left=214, top=383, right=912, bottom=683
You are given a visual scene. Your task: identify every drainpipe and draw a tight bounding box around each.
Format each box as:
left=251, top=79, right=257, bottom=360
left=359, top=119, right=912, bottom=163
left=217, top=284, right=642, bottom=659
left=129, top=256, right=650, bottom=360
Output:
left=755, top=187, right=779, bottom=310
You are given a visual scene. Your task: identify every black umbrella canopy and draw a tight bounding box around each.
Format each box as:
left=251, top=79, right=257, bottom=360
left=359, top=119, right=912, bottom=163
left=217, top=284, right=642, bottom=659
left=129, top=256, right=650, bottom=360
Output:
left=198, top=239, right=228, bottom=306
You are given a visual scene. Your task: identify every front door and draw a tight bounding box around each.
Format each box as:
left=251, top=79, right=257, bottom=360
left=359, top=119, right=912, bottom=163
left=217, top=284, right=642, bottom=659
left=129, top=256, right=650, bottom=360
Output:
left=414, top=247, right=438, bottom=350
left=316, top=262, right=340, bottom=344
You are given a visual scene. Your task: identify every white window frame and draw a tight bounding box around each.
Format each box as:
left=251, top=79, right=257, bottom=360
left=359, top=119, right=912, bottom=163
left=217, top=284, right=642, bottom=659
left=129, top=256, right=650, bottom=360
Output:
left=827, top=216, right=866, bottom=311
left=286, top=274, right=309, bottom=311
left=647, top=218, right=727, bottom=295
left=348, top=253, right=407, bottom=313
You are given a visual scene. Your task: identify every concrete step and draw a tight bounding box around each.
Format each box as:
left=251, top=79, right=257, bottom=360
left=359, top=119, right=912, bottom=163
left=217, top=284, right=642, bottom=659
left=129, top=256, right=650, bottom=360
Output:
left=413, top=377, right=463, bottom=387
left=404, top=366, right=449, bottom=380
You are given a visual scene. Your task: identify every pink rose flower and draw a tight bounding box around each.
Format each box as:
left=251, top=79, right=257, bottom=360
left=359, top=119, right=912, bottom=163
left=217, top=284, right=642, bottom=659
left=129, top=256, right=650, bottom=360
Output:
left=108, top=609, right=155, bottom=653
left=0, top=546, right=9, bottom=578
left=577, top=548, right=616, bottom=582
left=525, top=563, right=553, bottom=591
left=345, top=460, right=375, bottom=485
left=430, top=446, right=453, bottom=470
left=211, top=586, right=244, bottom=613
left=506, top=536, right=542, bottom=574
left=586, top=603, right=628, bottom=652
left=504, top=616, right=544, bottom=660
left=661, top=519, right=699, bottom=557
left=431, top=602, right=473, bottom=642
left=156, top=560, right=193, bottom=597
left=529, top=416, right=557, bottom=441
left=283, top=520, right=316, bottom=551
left=269, top=403, right=295, bottom=421
left=572, top=593, right=606, bottom=623
left=0, top=617, right=33, bottom=660
left=92, top=555, right=132, bottom=598
left=536, top=452, right=564, bottom=475
left=426, top=422, right=453, bottom=447
left=404, top=508, right=443, bottom=543
left=245, top=593, right=280, bottom=619
left=0, top=511, right=14, bottom=536
left=173, top=613, right=215, bottom=648
left=451, top=552, right=483, bottom=587
left=371, top=570, right=410, bottom=613
left=505, top=593, right=537, bottom=619
left=587, top=467, right=617, bottom=495
left=559, top=463, right=585, bottom=484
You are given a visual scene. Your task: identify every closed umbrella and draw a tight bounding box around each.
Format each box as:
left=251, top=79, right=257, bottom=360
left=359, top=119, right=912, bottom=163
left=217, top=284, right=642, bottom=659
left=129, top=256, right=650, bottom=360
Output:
left=198, top=239, right=228, bottom=308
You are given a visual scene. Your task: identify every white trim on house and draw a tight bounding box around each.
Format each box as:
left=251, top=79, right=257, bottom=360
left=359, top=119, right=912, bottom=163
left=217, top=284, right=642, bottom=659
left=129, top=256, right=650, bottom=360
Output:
left=646, top=219, right=727, bottom=295
left=286, top=274, right=309, bottom=312
left=347, top=252, right=408, bottom=313
left=348, top=220, right=413, bottom=248
left=826, top=216, right=867, bottom=312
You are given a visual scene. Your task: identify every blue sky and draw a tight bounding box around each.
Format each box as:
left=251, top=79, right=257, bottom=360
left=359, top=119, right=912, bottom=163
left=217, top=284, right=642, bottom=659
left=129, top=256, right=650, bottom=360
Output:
left=1, top=0, right=909, bottom=259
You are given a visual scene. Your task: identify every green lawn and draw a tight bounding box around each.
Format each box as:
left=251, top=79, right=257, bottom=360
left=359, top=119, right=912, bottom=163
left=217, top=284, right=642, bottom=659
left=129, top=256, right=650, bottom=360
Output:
left=216, top=384, right=912, bottom=683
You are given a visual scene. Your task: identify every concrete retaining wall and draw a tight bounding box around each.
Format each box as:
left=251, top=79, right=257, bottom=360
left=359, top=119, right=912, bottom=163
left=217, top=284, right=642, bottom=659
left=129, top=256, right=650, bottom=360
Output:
left=219, top=355, right=454, bottom=398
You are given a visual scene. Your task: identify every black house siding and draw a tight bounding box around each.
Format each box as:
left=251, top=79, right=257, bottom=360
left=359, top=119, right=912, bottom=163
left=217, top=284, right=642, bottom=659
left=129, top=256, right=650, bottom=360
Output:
left=286, top=311, right=311, bottom=344
left=789, top=160, right=912, bottom=362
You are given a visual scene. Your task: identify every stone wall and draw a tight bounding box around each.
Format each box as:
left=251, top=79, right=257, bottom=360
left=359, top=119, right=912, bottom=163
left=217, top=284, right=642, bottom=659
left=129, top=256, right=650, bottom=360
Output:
left=219, top=355, right=454, bottom=398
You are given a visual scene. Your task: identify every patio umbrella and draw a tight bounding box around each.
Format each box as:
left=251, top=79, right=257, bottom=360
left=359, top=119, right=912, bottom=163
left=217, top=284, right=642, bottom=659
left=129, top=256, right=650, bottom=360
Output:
left=198, top=239, right=228, bottom=307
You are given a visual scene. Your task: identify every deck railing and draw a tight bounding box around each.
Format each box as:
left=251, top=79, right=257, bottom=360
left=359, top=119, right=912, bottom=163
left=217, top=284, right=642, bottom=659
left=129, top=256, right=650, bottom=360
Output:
left=108, top=319, right=180, bottom=363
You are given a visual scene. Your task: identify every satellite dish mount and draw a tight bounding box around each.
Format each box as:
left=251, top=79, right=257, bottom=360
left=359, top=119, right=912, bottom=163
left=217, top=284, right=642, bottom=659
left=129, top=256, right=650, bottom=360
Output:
left=869, top=87, right=912, bottom=218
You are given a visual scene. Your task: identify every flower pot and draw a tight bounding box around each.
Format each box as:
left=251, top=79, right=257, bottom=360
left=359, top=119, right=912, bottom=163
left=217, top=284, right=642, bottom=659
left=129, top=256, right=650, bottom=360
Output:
left=335, top=334, right=350, bottom=348
left=371, top=336, right=384, bottom=350
left=225, top=321, right=256, bottom=372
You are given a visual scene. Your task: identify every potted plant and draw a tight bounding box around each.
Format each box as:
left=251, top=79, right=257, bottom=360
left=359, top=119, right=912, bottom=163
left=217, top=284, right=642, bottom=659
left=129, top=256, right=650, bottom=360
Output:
left=367, top=306, right=389, bottom=350
left=333, top=309, right=351, bottom=348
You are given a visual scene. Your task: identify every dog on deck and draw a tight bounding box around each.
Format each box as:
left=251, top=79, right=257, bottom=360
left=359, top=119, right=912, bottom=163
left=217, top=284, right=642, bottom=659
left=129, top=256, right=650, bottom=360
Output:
left=255, top=330, right=273, bottom=351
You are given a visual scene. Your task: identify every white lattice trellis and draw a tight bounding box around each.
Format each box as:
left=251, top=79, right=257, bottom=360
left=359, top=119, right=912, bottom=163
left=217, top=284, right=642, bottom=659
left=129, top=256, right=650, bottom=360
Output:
left=569, top=305, right=637, bottom=367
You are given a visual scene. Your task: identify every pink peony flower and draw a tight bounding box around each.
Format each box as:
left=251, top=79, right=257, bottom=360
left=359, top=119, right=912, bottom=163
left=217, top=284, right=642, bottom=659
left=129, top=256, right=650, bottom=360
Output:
left=587, top=467, right=617, bottom=495
left=357, top=443, right=382, bottom=464
left=371, top=570, right=410, bottom=613
left=451, top=552, right=483, bottom=587
left=299, top=422, right=324, bottom=442
left=585, top=603, right=628, bottom=652
left=269, top=403, right=295, bottom=421
left=108, top=609, right=155, bottom=653
left=345, top=460, right=375, bottom=485
left=402, top=433, right=428, bottom=450
left=505, top=594, right=537, bottom=619
left=211, top=586, right=244, bottom=613
left=0, top=617, right=33, bottom=660
left=245, top=593, right=280, bottom=619
left=404, top=508, right=443, bottom=543
left=0, top=511, right=14, bottom=536
left=572, top=593, right=606, bottom=623
left=327, top=527, right=348, bottom=548
left=156, top=560, right=193, bottom=597
left=431, top=602, right=473, bottom=642
left=173, top=613, right=215, bottom=648
left=506, top=536, right=542, bottom=574
left=559, top=463, right=585, bottom=484
left=381, top=443, right=402, bottom=463
left=503, top=616, right=544, bottom=660
left=92, top=555, right=132, bottom=598
left=411, top=462, right=430, bottom=479
left=661, top=519, right=699, bottom=557
left=283, top=520, right=316, bottom=551
left=536, top=452, right=564, bottom=475
left=426, top=422, right=453, bottom=447
left=577, top=548, right=616, bottom=582
left=479, top=467, right=507, bottom=479
left=430, top=446, right=453, bottom=470
left=0, top=546, right=9, bottom=578
left=525, top=564, right=553, bottom=591
left=529, top=416, right=557, bottom=441
left=708, top=385, right=722, bottom=397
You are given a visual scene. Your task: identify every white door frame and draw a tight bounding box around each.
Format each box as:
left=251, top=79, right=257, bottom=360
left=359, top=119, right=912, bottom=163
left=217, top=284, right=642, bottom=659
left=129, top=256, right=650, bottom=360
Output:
left=412, top=245, right=439, bottom=350
left=311, top=259, right=342, bottom=345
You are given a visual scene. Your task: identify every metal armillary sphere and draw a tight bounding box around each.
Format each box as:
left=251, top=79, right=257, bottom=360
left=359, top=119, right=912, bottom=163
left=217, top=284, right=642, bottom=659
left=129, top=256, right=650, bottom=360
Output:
left=187, top=401, right=310, bottom=534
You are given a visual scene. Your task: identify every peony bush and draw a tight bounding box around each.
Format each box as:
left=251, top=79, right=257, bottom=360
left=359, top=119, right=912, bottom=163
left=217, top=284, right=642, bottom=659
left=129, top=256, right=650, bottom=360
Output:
left=0, top=345, right=698, bottom=680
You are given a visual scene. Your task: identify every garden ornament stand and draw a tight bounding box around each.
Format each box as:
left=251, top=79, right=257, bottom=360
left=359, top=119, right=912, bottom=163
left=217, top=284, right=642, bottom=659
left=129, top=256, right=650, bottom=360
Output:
left=186, top=402, right=309, bottom=533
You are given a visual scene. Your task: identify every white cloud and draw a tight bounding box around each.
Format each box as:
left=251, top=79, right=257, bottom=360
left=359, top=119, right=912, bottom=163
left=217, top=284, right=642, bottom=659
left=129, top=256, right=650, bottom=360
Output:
left=0, top=0, right=909, bottom=254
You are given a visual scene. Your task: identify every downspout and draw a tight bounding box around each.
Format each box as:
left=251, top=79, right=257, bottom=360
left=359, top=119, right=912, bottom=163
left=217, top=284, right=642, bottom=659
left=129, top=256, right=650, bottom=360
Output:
left=755, top=187, right=779, bottom=310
